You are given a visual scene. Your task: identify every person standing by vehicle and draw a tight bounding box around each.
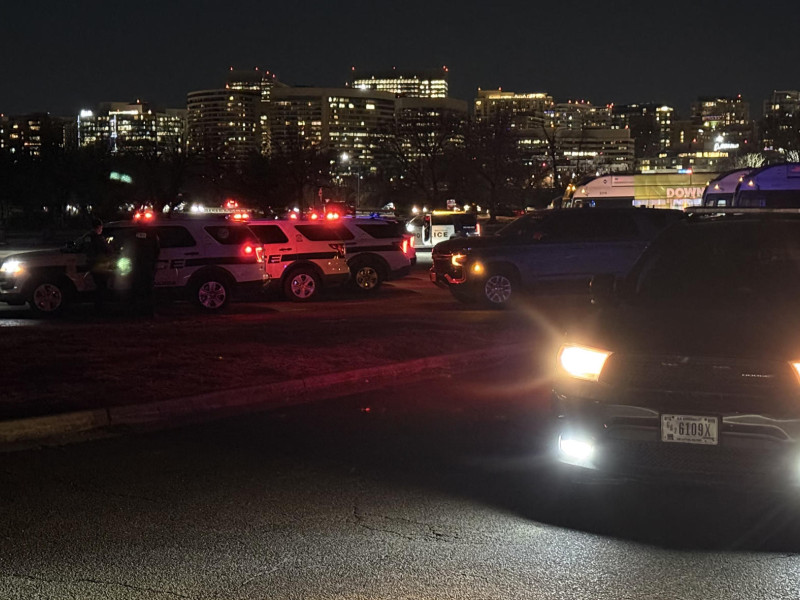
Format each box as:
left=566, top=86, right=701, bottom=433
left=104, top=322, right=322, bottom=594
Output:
left=87, top=218, right=113, bottom=312
left=125, top=225, right=160, bottom=316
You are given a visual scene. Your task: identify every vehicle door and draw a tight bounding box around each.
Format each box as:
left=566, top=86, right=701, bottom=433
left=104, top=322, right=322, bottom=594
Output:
left=153, top=225, right=198, bottom=287
left=249, top=223, right=292, bottom=279
left=587, top=212, right=649, bottom=276
left=429, top=214, right=456, bottom=246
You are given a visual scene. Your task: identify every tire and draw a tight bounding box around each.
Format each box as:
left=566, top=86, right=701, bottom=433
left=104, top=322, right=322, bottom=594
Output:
left=481, top=268, right=518, bottom=308
left=283, top=268, right=321, bottom=302
left=350, top=260, right=383, bottom=292
left=192, top=273, right=232, bottom=311
left=28, top=279, right=69, bottom=316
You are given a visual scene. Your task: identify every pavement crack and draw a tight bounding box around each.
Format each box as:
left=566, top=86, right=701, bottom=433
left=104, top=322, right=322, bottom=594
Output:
left=352, top=503, right=456, bottom=542
left=229, top=556, right=292, bottom=594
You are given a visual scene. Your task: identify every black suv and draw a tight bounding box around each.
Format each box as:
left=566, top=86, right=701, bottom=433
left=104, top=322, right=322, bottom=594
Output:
left=430, top=208, right=683, bottom=307
left=554, top=214, right=800, bottom=487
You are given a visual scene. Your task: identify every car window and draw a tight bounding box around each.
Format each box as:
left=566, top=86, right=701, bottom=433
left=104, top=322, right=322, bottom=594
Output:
left=294, top=224, right=352, bottom=241
left=496, top=214, right=548, bottom=238
left=630, top=220, right=800, bottom=306
left=250, top=224, right=290, bottom=244
left=204, top=226, right=255, bottom=245
left=355, top=222, right=404, bottom=239
left=545, top=212, right=639, bottom=242
left=151, top=226, right=197, bottom=248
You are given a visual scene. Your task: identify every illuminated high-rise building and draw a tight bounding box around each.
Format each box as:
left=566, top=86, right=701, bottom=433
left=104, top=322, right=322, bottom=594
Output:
left=611, top=103, right=674, bottom=158
left=225, top=67, right=287, bottom=155
left=77, top=101, right=186, bottom=156
left=1, top=113, right=67, bottom=157
left=270, top=87, right=396, bottom=173
left=760, top=90, right=800, bottom=151
left=690, top=95, right=752, bottom=149
left=186, top=89, right=260, bottom=166
left=351, top=68, right=449, bottom=98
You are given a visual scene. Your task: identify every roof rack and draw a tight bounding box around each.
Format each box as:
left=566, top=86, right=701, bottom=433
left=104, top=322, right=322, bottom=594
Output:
left=685, top=207, right=800, bottom=215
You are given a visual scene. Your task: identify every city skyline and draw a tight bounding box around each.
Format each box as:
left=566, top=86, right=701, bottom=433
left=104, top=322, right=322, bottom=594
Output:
left=2, top=0, right=799, bottom=117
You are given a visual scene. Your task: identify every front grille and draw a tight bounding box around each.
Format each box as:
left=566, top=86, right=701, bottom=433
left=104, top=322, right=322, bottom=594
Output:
left=601, top=354, right=797, bottom=395
left=431, top=253, right=454, bottom=277
left=599, top=438, right=790, bottom=483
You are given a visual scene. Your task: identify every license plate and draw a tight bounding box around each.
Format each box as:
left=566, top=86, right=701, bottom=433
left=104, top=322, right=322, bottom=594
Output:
left=661, top=414, right=719, bottom=445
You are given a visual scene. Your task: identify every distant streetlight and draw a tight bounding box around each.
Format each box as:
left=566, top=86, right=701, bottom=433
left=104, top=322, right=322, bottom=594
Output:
left=340, top=152, right=361, bottom=211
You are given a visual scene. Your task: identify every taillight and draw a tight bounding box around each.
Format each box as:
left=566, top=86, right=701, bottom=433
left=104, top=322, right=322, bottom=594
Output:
left=329, top=243, right=346, bottom=258
left=242, top=243, right=262, bottom=262
left=401, top=238, right=409, bottom=254
left=476, top=222, right=482, bottom=236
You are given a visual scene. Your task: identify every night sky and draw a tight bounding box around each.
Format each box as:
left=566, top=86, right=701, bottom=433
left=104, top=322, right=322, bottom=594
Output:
left=2, top=0, right=798, bottom=118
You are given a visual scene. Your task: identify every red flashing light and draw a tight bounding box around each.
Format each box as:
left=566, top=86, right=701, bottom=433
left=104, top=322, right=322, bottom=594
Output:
left=133, top=210, right=155, bottom=222
left=230, top=212, right=249, bottom=221
left=325, top=211, right=340, bottom=220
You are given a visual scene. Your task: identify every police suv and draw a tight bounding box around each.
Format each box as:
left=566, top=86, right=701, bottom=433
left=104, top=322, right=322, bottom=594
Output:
left=247, top=218, right=350, bottom=301
left=0, top=212, right=267, bottom=315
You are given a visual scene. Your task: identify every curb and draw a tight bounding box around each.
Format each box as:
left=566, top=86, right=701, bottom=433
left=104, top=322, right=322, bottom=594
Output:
left=0, top=343, right=528, bottom=446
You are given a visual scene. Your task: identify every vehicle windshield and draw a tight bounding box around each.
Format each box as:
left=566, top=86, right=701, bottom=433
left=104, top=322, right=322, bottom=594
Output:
left=626, top=219, right=800, bottom=307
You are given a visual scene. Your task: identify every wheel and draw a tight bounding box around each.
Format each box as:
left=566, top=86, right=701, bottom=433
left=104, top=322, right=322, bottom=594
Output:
left=482, top=269, right=517, bottom=308
left=192, top=274, right=232, bottom=311
left=283, top=268, right=321, bottom=302
left=350, top=260, right=383, bottom=292
left=28, top=279, right=69, bottom=316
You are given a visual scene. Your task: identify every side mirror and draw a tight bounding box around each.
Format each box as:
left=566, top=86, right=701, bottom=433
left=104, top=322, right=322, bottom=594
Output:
left=590, top=274, right=616, bottom=307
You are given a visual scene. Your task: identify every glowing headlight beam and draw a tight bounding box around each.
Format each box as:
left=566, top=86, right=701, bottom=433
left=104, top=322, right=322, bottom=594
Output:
left=0, top=259, right=23, bottom=276
left=558, top=344, right=612, bottom=382
left=451, top=253, right=467, bottom=267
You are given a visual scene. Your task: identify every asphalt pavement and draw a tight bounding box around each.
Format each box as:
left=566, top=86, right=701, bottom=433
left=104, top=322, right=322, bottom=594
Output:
left=3, top=357, right=800, bottom=599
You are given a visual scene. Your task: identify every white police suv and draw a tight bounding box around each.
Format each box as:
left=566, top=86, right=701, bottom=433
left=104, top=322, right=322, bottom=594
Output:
left=247, top=218, right=350, bottom=301
left=0, top=212, right=267, bottom=315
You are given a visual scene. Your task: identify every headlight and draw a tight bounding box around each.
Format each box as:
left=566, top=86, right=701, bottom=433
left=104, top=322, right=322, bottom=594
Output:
left=451, top=253, right=467, bottom=267
left=0, top=259, right=23, bottom=276
left=558, top=344, right=612, bottom=382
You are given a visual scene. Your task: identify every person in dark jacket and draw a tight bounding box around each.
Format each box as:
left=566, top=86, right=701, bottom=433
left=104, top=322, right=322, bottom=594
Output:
left=125, top=226, right=160, bottom=316
left=87, top=218, right=114, bottom=311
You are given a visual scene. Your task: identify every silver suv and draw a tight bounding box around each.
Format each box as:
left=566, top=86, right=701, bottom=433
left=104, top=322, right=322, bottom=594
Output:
left=248, top=219, right=350, bottom=301
left=0, top=214, right=267, bottom=315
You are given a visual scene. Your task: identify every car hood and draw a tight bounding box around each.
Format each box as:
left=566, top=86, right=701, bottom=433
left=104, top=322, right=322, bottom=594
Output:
left=1, top=248, right=69, bottom=264
left=570, top=304, right=800, bottom=360
left=433, top=235, right=513, bottom=254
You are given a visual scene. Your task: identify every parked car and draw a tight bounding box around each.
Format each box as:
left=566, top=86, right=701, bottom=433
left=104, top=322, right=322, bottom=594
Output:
left=554, top=213, right=800, bottom=487
left=429, top=208, right=684, bottom=307
left=406, top=211, right=480, bottom=251
left=247, top=219, right=350, bottom=301
left=0, top=213, right=267, bottom=315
